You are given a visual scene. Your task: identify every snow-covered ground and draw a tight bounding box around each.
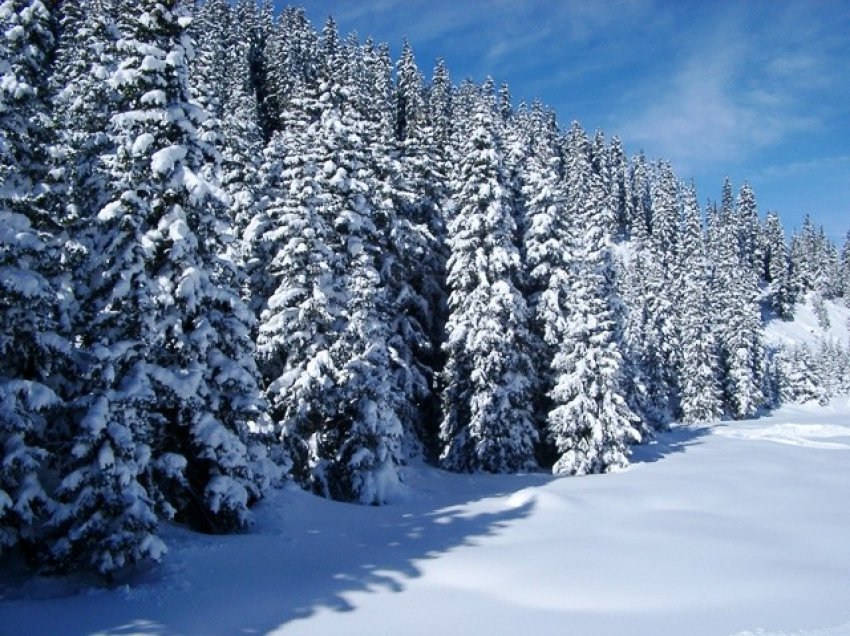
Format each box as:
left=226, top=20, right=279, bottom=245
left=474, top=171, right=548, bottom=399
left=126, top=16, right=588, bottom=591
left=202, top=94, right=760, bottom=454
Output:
left=764, top=295, right=850, bottom=349
left=2, top=401, right=850, bottom=636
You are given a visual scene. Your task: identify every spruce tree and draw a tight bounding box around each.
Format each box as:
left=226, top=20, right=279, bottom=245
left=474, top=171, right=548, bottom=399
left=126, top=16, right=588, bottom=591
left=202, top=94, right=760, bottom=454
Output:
left=75, top=0, right=274, bottom=541
left=617, top=248, right=657, bottom=434
left=773, top=345, right=823, bottom=405
left=788, top=215, right=818, bottom=301
left=628, top=152, right=651, bottom=245
left=324, top=34, right=411, bottom=501
left=427, top=58, right=453, bottom=154
left=0, top=0, right=68, bottom=561
left=677, top=184, right=723, bottom=423
left=48, top=0, right=118, bottom=227
left=259, top=24, right=410, bottom=502
left=841, top=231, right=850, bottom=303
left=393, top=40, right=448, bottom=454
left=713, top=214, right=764, bottom=418
left=608, top=136, right=631, bottom=239
left=734, top=182, right=761, bottom=273
left=762, top=212, right=793, bottom=319
left=439, top=90, right=538, bottom=473
left=628, top=162, right=681, bottom=425
left=522, top=118, right=568, bottom=454
left=547, top=122, right=640, bottom=474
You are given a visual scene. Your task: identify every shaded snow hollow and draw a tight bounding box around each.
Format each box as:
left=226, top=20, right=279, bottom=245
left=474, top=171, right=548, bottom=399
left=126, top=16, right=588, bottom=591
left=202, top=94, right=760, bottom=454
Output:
left=2, top=401, right=850, bottom=635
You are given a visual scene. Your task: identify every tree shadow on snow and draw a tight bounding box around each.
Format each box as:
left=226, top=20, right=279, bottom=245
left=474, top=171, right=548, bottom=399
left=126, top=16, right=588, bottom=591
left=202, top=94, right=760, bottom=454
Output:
left=3, top=471, right=544, bottom=636
left=629, top=423, right=712, bottom=464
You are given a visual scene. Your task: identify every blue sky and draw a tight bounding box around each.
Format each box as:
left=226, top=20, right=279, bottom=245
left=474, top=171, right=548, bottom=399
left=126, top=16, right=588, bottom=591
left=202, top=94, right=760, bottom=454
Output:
left=290, top=0, right=849, bottom=242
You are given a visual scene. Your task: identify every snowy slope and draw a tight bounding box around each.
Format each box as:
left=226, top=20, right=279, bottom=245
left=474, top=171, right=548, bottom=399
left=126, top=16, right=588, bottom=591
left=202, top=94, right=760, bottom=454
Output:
left=764, top=295, right=850, bottom=349
left=2, top=401, right=850, bottom=636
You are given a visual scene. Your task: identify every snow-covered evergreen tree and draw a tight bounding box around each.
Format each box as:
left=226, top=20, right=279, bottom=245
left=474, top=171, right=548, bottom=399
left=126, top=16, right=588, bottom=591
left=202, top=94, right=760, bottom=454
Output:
left=392, top=40, right=448, bottom=454
left=427, top=58, right=453, bottom=155
left=0, top=0, right=68, bottom=561
left=521, top=116, right=567, bottom=455
left=677, top=184, right=723, bottom=423
left=258, top=25, right=412, bottom=503
left=608, top=136, right=631, bottom=239
left=546, top=122, right=640, bottom=475
left=439, top=89, right=538, bottom=473
left=628, top=151, right=651, bottom=245
left=840, top=231, right=850, bottom=304
left=48, top=0, right=118, bottom=229
left=321, top=33, right=410, bottom=502
left=253, top=126, right=337, bottom=484
left=647, top=161, right=682, bottom=378
left=772, top=345, right=823, bottom=405
left=734, top=182, right=761, bottom=274
left=762, top=212, right=793, bottom=319
left=788, top=215, right=818, bottom=301
left=73, top=0, right=274, bottom=541
left=713, top=213, right=765, bottom=418
left=617, top=248, right=656, bottom=434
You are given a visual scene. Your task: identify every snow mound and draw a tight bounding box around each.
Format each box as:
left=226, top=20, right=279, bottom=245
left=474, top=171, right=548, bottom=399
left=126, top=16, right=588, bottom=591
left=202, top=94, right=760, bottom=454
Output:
left=714, top=421, right=850, bottom=449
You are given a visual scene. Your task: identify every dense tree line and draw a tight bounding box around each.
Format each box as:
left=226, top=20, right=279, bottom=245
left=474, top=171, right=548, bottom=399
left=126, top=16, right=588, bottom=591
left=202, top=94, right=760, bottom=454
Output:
left=1, top=0, right=849, bottom=577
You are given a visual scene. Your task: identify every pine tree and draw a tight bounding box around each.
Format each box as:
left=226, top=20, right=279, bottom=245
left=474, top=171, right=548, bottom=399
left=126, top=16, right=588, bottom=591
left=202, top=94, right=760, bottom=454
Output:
left=788, top=215, right=818, bottom=301
left=816, top=230, right=841, bottom=299
left=714, top=214, right=764, bottom=418
left=0, top=0, right=54, bottom=218
left=648, top=161, right=680, bottom=268
left=720, top=176, right=735, bottom=221
left=734, top=182, right=761, bottom=273
left=189, top=0, right=228, bottom=150
left=0, top=0, right=69, bottom=561
left=427, top=58, right=453, bottom=152
left=73, top=0, right=274, bottom=544
left=323, top=34, right=412, bottom=501
left=628, top=152, right=651, bottom=245
left=677, top=184, right=723, bottom=422
left=439, top=90, right=538, bottom=473
left=220, top=0, right=265, bottom=259
left=253, top=0, right=277, bottom=138
left=840, top=231, right=850, bottom=304
left=253, top=125, right=338, bottom=484
left=630, top=162, right=681, bottom=423
left=392, top=39, right=448, bottom=455
left=608, top=136, right=631, bottom=239
left=762, top=212, right=793, bottom=319
left=522, top=117, right=568, bottom=456
left=246, top=19, right=341, bottom=490
left=546, top=122, right=640, bottom=475
left=259, top=25, right=411, bottom=502
left=816, top=339, right=845, bottom=404
left=48, top=0, right=118, bottom=228
left=617, top=248, right=657, bottom=433
left=773, top=345, right=822, bottom=405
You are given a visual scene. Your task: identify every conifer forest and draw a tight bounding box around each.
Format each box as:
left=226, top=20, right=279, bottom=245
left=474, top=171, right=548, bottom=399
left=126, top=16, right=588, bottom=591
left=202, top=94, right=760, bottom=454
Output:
left=2, top=0, right=850, bottom=580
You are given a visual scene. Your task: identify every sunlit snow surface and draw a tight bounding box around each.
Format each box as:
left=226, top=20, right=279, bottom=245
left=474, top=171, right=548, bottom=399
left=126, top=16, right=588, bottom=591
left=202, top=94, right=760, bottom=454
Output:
left=763, top=295, right=850, bottom=349
left=2, top=402, right=850, bottom=635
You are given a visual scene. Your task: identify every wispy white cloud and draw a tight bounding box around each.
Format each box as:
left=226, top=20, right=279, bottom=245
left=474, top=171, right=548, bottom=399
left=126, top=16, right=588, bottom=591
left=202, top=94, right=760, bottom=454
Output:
left=614, top=2, right=847, bottom=177
left=756, top=155, right=850, bottom=180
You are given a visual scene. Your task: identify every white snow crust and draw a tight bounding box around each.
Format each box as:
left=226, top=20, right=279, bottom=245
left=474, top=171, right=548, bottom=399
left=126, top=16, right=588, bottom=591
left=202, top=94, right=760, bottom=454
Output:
left=764, top=294, right=850, bottom=348
left=2, top=401, right=850, bottom=636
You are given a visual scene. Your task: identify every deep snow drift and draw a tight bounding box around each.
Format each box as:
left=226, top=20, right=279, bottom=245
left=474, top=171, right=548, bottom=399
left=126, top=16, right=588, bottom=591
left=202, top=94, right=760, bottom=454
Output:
left=2, top=401, right=850, bottom=636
